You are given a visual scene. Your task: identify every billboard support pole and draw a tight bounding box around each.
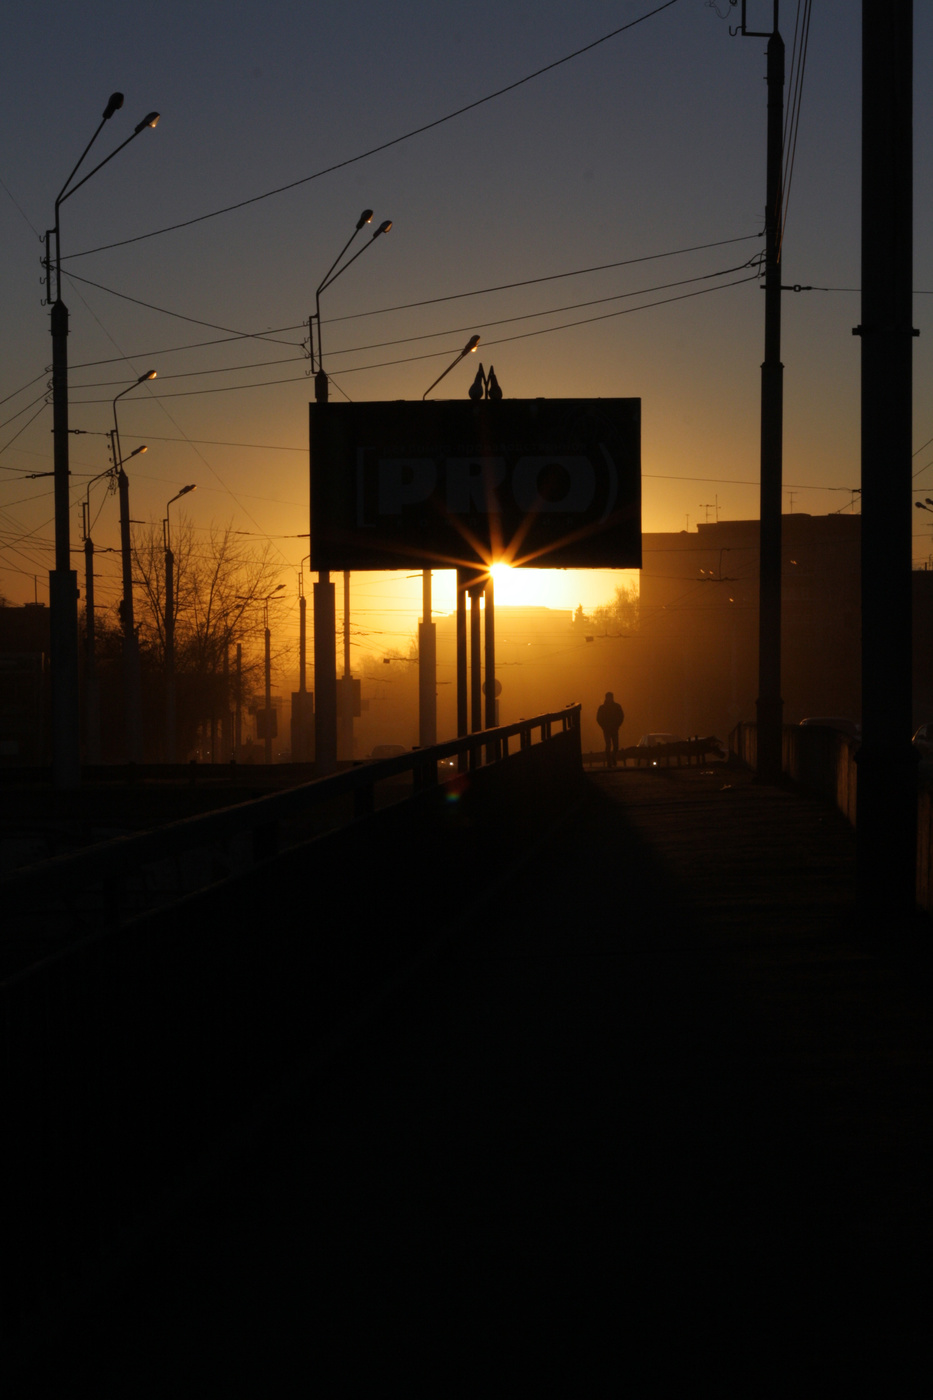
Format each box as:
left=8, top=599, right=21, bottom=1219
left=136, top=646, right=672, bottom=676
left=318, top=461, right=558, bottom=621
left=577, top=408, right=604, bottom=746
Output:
left=484, top=573, right=496, bottom=731
left=456, top=568, right=468, bottom=765
left=469, top=582, right=483, bottom=733
left=418, top=569, right=437, bottom=748
left=314, top=573, right=337, bottom=774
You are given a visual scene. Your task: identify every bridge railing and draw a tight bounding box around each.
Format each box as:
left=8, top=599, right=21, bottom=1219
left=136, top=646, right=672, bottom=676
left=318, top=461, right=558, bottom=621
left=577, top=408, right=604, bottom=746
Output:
left=0, top=704, right=581, bottom=976
left=1, top=704, right=582, bottom=1343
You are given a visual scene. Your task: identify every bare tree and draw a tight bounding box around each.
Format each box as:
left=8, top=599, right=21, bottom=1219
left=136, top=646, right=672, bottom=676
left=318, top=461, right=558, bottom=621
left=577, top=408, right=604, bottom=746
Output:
left=574, top=584, right=640, bottom=638
left=132, top=519, right=281, bottom=759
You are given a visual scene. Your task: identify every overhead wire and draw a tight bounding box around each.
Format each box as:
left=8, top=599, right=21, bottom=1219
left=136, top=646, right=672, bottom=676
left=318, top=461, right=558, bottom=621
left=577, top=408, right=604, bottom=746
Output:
left=779, top=0, right=813, bottom=255
left=63, top=255, right=760, bottom=390
left=61, top=0, right=685, bottom=262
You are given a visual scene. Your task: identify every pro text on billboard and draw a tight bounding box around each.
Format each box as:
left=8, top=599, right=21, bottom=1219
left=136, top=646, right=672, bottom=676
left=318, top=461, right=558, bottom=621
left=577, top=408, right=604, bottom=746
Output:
left=310, top=398, right=641, bottom=571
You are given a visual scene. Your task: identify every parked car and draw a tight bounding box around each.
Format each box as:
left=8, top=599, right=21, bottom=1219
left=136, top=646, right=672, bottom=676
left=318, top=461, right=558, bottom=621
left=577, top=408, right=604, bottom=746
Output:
left=636, top=733, right=683, bottom=749
left=798, top=717, right=860, bottom=740
left=912, top=723, right=933, bottom=758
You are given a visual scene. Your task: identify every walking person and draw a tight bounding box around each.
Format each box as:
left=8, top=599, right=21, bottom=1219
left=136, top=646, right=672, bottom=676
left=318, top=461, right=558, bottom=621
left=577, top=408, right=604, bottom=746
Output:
left=596, top=691, right=625, bottom=770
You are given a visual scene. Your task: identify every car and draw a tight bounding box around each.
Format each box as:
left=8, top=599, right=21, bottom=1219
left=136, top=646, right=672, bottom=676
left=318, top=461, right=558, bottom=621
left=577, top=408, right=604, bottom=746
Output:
left=798, top=717, right=860, bottom=740
left=636, top=733, right=683, bottom=749
left=912, top=723, right=933, bottom=758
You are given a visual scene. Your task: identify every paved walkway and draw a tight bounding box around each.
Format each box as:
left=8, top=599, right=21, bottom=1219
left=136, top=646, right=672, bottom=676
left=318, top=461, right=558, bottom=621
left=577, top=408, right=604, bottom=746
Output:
left=25, top=765, right=933, bottom=1396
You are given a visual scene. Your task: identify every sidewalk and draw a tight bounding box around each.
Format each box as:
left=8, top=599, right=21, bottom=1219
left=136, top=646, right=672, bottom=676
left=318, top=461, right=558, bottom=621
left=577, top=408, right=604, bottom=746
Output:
left=25, top=765, right=933, bottom=1395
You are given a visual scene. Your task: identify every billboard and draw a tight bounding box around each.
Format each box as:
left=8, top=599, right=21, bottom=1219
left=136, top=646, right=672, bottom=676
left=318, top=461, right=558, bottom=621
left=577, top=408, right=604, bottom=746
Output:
left=310, top=398, right=640, bottom=571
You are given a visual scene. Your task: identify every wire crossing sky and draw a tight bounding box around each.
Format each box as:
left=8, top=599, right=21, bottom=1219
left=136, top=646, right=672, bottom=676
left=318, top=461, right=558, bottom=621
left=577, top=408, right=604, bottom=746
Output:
left=1, top=0, right=932, bottom=629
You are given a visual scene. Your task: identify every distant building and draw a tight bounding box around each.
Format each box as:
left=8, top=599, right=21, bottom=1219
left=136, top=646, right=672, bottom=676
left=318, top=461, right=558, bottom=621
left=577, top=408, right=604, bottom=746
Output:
left=638, top=515, right=861, bottom=741
left=0, top=603, right=50, bottom=765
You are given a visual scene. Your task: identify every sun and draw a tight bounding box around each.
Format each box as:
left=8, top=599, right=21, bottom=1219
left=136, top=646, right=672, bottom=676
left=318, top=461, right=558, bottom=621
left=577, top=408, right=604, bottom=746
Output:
left=489, top=563, right=558, bottom=608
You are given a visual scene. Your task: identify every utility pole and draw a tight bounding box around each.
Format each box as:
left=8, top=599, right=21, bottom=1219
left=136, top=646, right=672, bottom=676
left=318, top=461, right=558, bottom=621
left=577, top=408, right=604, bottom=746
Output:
left=418, top=569, right=437, bottom=749
left=264, top=604, right=272, bottom=765
left=857, top=0, right=917, bottom=918
left=733, top=0, right=785, bottom=784
left=82, top=499, right=100, bottom=765
left=310, top=210, right=391, bottom=775
left=339, top=570, right=354, bottom=760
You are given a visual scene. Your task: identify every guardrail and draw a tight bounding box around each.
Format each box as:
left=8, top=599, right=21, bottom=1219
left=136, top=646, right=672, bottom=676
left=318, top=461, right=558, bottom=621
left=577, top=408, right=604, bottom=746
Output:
left=1, top=704, right=583, bottom=1348
left=729, top=720, right=933, bottom=913
left=0, top=705, right=582, bottom=978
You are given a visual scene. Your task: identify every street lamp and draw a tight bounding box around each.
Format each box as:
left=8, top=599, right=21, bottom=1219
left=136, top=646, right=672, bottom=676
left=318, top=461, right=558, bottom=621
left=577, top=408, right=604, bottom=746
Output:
left=294, top=556, right=312, bottom=762
left=422, top=335, right=480, bottom=400
left=164, top=484, right=196, bottom=763
left=420, top=334, right=483, bottom=749
left=46, top=94, right=159, bottom=788
left=310, top=209, right=392, bottom=774
left=112, top=371, right=157, bottom=763
left=310, top=209, right=392, bottom=405
left=262, top=585, right=286, bottom=765
left=82, top=463, right=117, bottom=764
left=238, top=585, right=286, bottom=764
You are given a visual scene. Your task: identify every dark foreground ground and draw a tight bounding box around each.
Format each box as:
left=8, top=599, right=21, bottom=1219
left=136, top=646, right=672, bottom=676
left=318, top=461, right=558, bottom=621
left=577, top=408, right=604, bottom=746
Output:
left=20, top=764, right=933, bottom=1396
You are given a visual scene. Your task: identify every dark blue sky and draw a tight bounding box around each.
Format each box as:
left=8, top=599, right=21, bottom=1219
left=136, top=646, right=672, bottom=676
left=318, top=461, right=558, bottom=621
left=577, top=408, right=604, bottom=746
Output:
left=1, top=1, right=931, bottom=630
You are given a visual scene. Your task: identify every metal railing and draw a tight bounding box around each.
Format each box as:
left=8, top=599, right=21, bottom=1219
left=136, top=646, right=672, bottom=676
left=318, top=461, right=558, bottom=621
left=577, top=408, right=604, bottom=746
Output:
left=0, top=705, right=581, bottom=975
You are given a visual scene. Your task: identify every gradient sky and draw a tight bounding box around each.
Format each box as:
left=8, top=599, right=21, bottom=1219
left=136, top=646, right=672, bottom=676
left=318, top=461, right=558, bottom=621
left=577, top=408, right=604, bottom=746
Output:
left=2, top=1, right=932, bottom=672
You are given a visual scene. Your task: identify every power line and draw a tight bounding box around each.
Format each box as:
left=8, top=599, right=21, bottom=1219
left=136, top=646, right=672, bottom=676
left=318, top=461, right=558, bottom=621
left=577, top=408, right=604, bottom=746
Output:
left=60, top=232, right=763, bottom=362
left=67, top=258, right=757, bottom=388
left=62, top=271, right=301, bottom=347
left=62, top=0, right=685, bottom=261
left=64, top=273, right=761, bottom=403
left=325, top=234, right=764, bottom=323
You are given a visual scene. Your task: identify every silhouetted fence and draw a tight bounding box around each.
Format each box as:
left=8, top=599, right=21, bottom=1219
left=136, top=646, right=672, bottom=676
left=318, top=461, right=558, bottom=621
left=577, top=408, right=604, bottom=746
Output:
left=1, top=705, right=582, bottom=972
left=730, top=720, right=933, bottom=913
left=1, top=705, right=582, bottom=1353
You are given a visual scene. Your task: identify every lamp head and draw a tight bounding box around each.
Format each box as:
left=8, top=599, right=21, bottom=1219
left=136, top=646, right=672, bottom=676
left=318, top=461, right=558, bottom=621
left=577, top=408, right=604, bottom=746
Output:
left=357, top=209, right=374, bottom=229
left=464, top=335, right=481, bottom=354
left=373, top=220, right=392, bottom=238
left=103, top=93, right=125, bottom=121
left=138, top=369, right=157, bottom=383
left=179, top=484, right=196, bottom=498
left=135, top=112, right=160, bottom=133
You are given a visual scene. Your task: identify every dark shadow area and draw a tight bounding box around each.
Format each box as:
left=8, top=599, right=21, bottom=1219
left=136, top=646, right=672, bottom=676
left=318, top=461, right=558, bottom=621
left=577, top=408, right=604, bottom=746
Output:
left=11, top=767, right=933, bottom=1395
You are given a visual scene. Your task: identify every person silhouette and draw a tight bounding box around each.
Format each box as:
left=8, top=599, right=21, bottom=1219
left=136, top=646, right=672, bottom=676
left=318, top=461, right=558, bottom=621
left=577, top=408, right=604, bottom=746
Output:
left=596, top=691, right=625, bottom=769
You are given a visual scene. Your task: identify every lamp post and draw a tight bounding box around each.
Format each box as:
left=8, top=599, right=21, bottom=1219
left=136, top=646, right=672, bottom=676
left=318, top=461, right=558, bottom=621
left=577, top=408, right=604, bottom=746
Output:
left=46, top=94, right=159, bottom=787
left=293, top=557, right=313, bottom=762
left=732, top=1, right=785, bottom=785
left=240, top=585, right=286, bottom=763
left=164, top=484, right=196, bottom=763
left=82, top=464, right=117, bottom=765
left=262, top=585, right=286, bottom=764
left=310, top=210, right=392, bottom=773
left=114, top=371, right=156, bottom=762
left=421, top=338, right=485, bottom=748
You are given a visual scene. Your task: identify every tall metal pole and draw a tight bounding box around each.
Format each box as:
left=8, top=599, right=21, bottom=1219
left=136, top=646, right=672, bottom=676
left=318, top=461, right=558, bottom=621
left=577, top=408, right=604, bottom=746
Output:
left=46, top=95, right=158, bottom=786
left=82, top=513, right=100, bottom=765
left=235, top=642, right=243, bottom=757
left=221, top=639, right=231, bottom=762
left=116, top=458, right=142, bottom=763
left=857, top=0, right=917, bottom=917
left=310, top=211, right=390, bottom=774
left=418, top=569, right=437, bottom=748
left=164, top=533, right=176, bottom=763
left=313, top=574, right=337, bottom=773
left=469, top=584, right=483, bottom=733
left=456, top=569, right=468, bottom=741
left=755, top=9, right=785, bottom=783
left=484, top=573, right=496, bottom=730
left=49, top=288, right=80, bottom=788
left=339, top=569, right=353, bottom=760
left=264, top=605, right=273, bottom=765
